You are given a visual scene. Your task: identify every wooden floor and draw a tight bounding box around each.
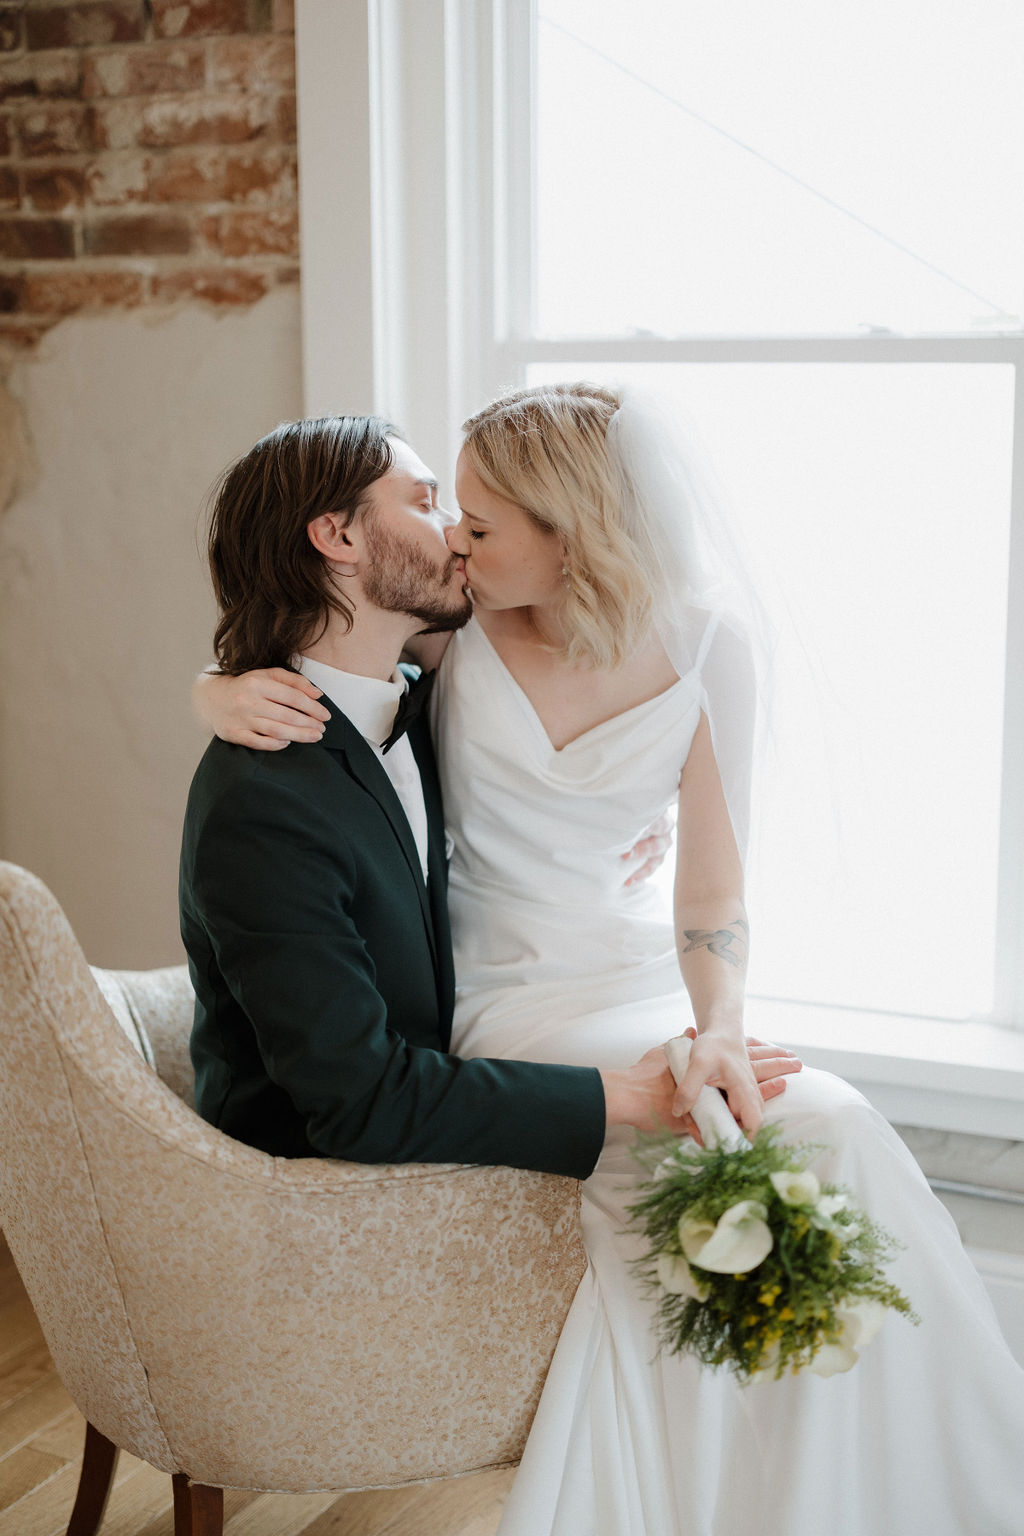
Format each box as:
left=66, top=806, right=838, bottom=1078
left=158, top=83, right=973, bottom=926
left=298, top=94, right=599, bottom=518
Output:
left=0, top=1236, right=513, bottom=1536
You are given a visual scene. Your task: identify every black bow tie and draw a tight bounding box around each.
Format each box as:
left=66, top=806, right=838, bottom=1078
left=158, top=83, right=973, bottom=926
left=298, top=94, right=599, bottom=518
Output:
left=380, top=669, right=436, bottom=754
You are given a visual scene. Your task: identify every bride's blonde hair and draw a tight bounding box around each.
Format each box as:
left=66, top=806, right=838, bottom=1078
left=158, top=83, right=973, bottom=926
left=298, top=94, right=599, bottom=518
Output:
left=460, top=382, right=652, bottom=669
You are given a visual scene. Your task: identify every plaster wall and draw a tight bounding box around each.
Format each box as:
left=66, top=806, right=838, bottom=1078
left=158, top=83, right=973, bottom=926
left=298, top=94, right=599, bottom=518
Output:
left=0, top=286, right=302, bottom=966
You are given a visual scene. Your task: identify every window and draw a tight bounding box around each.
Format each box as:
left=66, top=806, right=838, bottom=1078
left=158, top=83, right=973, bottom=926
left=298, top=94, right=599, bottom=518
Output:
left=495, top=0, right=1024, bottom=1035
left=294, top=0, right=1024, bottom=1131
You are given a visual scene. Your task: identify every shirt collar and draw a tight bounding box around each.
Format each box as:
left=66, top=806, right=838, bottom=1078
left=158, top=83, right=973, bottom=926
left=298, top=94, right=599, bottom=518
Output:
left=298, top=656, right=405, bottom=750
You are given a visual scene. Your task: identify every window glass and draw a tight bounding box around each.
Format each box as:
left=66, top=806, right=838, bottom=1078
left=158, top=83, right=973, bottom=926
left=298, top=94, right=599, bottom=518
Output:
left=536, top=0, right=1024, bottom=336
left=527, top=360, right=1014, bottom=1019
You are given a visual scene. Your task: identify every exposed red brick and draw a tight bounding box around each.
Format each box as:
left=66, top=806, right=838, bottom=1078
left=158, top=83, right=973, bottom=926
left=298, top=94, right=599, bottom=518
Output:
left=0, top=162, right=18, bottom=209
left=151, top=264, right=269, bottom=304
left=221, top=145, right=294, bottom=204
left=150, top=0, right=252, bottom=40
left=0, top=6, right=24, bottom=53
left=271, top=0, right=293, bottom=34
left=0, top=52, right=81, bottom=102
left=0, top=317, right=56, bottom=350
left=274, top=90, right=294, bottom=140
left=0, top=216, right=75, bottom=258
left=86, top=98, right=138, bottom=151
left=208, top=35, right=295, bottom=91
left=26, top=4, right=145, bottom=51
left=202, top=205, right=296, bottom=257
left=21, top=267, right=146, bottom=314
left=24, top=165, right=88, bottom=212
left=20, top=102, right=93, bottom=156
left=83, top=212, right=193, bottom=256
left=84, top=151, right=148, bottom=205
left=82, top=44, right=206, bottom=100
left=91, top=94, right=275, bottom=151
left=0, top=273, right=24, bottom=313
left=146, top=146, right=224, bottom=202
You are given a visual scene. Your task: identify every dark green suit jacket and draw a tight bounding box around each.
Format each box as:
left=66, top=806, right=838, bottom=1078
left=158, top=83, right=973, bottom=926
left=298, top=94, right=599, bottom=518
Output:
left=179, top=699, right=606, bottom=1176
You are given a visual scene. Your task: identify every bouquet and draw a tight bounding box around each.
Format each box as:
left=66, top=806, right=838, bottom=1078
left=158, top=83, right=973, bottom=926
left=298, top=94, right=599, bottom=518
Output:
left=628, top=1038, right=917, bottom=1383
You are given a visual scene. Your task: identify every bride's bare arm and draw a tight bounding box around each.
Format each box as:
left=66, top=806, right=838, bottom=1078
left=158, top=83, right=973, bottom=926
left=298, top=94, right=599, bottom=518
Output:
left=192, top=668, right=329, bottom=749
left=671, top=711, right=762, bottom=1134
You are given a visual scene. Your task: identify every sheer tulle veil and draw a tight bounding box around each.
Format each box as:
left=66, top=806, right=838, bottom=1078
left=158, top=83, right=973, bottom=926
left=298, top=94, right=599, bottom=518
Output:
left=605, top=388, right=773, bottom=864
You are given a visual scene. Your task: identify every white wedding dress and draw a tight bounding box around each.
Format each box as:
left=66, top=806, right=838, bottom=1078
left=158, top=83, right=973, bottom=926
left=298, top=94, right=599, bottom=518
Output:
left=435, top=617, right=1024, bottom=1536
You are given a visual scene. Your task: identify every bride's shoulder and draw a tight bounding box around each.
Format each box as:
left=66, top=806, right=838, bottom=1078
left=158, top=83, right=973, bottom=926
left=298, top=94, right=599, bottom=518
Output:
left=630, top=630, right=684, bottom=692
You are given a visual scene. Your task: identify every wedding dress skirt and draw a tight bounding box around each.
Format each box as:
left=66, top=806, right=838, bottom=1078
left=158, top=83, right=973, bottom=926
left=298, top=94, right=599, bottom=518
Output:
left=435, top=620, right=1024, bottom=1536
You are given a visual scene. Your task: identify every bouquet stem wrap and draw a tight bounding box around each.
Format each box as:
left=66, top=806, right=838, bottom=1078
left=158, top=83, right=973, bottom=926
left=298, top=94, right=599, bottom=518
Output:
left=629, top=1037, right=917, bottom=1381
left=664, top=1036, right=748, bottom=1151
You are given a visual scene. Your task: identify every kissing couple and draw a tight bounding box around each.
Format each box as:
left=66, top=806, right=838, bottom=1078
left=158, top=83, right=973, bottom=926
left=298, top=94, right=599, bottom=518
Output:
left=183, top=384, right=1024, bottom=1536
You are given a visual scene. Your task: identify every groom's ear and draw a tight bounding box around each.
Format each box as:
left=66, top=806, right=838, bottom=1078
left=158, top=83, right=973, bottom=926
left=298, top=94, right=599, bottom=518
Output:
left=308, top=511, right=359, bottom=573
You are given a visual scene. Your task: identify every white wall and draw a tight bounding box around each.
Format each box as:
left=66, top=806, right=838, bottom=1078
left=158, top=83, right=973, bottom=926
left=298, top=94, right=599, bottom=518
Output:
left=0, top=289, right=302, bottom=968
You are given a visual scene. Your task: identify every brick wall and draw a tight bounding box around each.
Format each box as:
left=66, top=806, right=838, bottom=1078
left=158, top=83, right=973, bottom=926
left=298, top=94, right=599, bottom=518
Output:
left=0, top=0, right=298, bottom=355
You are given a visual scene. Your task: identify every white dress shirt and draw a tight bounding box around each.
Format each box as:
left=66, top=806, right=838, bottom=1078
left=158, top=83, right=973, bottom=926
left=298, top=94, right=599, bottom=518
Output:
left=298, top=656, right=430, bottom=883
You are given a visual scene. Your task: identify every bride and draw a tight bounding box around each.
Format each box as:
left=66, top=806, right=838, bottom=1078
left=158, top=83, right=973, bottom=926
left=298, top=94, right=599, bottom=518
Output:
left=196, top=382, right=1024, bottom=1535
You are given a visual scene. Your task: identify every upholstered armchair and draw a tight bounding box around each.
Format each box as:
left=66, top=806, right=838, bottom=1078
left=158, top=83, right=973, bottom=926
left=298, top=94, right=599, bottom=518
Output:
left=0, top=861, right=587, bottom=1535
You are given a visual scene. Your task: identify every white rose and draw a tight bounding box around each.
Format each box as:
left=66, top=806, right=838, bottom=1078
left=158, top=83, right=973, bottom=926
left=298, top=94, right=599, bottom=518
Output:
left=809, top=1297, right=888, bottom=1377
left=680, top=1200, right=774, bottom=1274
left=769, top=1169, right=821, bottom=1206
left=655, top=1251, right=709, bottom=1301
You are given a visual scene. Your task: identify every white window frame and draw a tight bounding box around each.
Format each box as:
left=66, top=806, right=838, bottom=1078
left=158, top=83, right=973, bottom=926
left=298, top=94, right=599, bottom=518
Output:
left=294, top=0, right=1024, bottom=1137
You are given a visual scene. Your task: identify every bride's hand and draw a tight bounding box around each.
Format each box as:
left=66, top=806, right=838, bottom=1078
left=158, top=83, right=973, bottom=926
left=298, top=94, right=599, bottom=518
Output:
left=192, top=668, right=330, bottom=750
left=621, top=811, right=674, bottom=887
left=670, top=1027, right=767, bottom=1136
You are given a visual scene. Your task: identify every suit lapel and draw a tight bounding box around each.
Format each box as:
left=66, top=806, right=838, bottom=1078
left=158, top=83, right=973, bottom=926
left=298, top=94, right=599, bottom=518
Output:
left=409, top=716, right=456, bottom=1032
left=320, top=706, right=439, bottom=968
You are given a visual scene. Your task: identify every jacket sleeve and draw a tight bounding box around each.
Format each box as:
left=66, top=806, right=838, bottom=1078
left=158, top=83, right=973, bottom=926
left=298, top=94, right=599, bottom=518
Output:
left=189, top=767, right=607, bottom=1177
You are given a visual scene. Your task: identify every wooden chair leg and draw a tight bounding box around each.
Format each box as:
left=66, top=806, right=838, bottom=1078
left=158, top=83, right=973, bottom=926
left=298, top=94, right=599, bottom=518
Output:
left=173, top=1474, right=224, bottom=1536
left=66, top=1421, right=119, bottom=1536
left=172, top=1473, right=192, bottom=1536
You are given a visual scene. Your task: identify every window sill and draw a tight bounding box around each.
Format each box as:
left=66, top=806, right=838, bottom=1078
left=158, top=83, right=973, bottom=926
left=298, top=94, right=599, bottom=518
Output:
left=748, top=998, right=1024, bottom=1139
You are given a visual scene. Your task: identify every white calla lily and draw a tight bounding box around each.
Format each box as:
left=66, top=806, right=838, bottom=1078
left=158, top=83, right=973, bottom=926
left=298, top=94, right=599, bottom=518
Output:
left=681, top=1199, right=774, bottom=1274
left=815, top=1193, right=849, bottom=1221
left=655, top=1252, right=709, bottom=1301
left=837, top=1297, right=888, bottom=1349
left=810, top=1296, right=889, bottom=1376
left=769, top=1169, right=820, bottom=1206
left=809, top=1339, right=860, bottom=1377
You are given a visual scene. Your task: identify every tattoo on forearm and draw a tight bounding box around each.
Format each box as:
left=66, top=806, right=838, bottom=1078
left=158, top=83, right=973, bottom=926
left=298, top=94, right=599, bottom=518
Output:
left=683, top=916, right=749, bottom=969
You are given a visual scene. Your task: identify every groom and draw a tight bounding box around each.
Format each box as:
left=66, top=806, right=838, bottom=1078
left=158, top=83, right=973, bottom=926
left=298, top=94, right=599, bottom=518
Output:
left=180, top=415, right=787, bottom=1176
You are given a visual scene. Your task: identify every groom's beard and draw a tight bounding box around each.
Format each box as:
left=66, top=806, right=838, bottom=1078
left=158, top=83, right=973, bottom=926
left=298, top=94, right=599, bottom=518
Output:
left=361, top=515, right=473, bottom=634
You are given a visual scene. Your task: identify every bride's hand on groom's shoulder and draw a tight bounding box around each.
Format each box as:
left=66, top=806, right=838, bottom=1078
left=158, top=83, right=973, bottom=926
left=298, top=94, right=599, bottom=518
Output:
left=192, top=667, right=330, bottom=750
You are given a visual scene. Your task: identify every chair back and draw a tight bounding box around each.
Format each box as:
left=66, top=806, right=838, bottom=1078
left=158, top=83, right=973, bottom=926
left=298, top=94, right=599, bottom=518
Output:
left=0, top=860, right=588, bottom=1491
left=0, top=861, right=177, bottom=1470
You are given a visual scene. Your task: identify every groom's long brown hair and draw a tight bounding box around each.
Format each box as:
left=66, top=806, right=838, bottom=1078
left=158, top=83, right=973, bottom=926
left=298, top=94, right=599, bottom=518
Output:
left=207, top=414, right=398, bottom=675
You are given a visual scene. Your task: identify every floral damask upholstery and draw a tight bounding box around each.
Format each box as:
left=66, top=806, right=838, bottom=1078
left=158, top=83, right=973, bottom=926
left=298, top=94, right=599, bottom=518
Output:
left=0, top=860, right=587, bottom=1491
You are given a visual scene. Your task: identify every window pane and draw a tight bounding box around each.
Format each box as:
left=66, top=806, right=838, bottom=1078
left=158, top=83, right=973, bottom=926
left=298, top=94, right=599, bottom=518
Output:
left=527, top=361, right=1013, bottom=1019
left=535, top=0, right=1024, bottom=337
